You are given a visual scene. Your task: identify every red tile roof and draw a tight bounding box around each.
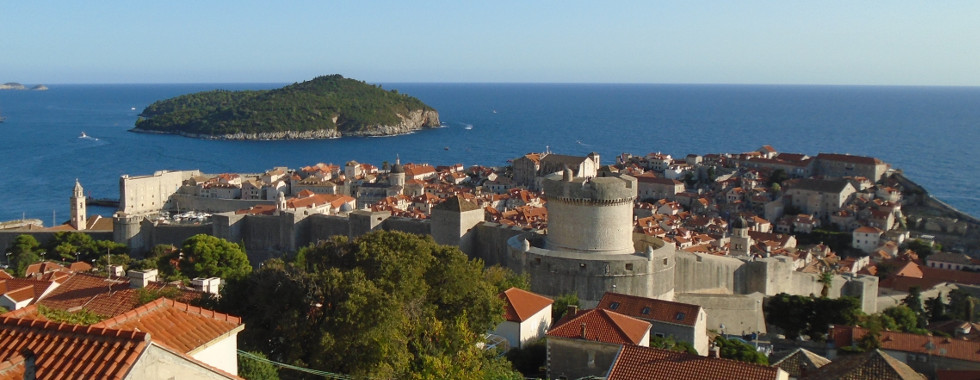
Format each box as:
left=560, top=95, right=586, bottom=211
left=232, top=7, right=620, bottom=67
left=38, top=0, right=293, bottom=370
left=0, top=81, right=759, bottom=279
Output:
left=0, top=278, right=56, bottom=306
left=0, top=271, right=12, bottom=280
left=548, top=308, right=650, bottom=345
left=0, top=353, right=26, bottom=380
left=500, top=287, right=553, bottom=323
left=831, top=325, right=980, bottom=363
left=0, top=317, right=148, bottom=379
left=35, top=272, right=202, bottom=318
left=93, top=298, right=243, bottom=354
left=597, top=292, right=702, bottom=326
left=606, top=344, right=784, bottom=380
left=811, top=348, right=925, bottom=379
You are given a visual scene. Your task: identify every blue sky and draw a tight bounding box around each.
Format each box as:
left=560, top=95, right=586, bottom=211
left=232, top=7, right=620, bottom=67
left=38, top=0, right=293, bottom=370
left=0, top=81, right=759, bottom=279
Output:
left=2, top=1, right=978, bottom=85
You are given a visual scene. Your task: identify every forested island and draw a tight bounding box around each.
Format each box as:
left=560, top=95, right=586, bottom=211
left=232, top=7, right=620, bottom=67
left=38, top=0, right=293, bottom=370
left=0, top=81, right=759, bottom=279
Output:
left=131, top=75, right=441, bottom=140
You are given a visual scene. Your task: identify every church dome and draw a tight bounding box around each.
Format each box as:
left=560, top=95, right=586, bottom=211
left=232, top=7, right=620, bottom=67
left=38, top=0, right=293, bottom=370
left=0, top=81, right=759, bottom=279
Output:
left=391, top=162, right=405, bottom=174
left=732, top=216, right=749, bottom=229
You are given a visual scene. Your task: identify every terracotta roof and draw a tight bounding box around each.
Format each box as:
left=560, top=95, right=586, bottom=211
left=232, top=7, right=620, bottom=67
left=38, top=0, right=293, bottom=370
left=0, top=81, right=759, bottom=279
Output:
left=0, top=278, right=55, bottom=305
left=771, top=348, right=831, bottom=378
left=0, top=353, right=26, bottom=380
left=831, top=325, right=980, bottom=364
left=811, top=349, right=925, bottom=379
left=597, top=292, right=701, bottom=326
left=0, top=317, right=149, bottom=379
left=606, top=344, right=784, bottom=380
left=817, top=153, right=884, bottom=165
left=23, top=261, right=65, bottom=277
left=35, top=272, right=201, bottom=317
left=0, top=271, right=11, bottom=280
left=93, top=298, right=243, bottom=354
left=548, top=308, right=650, bottom=345
left=499, top=287, right=553, bottom=323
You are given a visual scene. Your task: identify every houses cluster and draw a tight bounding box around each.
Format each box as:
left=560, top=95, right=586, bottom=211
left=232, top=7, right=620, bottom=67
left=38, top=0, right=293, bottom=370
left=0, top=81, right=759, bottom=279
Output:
left=495, top=287, right=942, bottom=379
left=0, top=263, right=243, bottom=379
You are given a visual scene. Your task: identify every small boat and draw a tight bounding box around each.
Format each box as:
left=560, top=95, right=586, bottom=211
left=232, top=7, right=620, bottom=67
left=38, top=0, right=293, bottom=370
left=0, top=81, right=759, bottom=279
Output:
left=130, top=107, right=136, bottom=111
left=444, top=146, right=450, bottom=151
left=79, top=131, right=87, bottom=138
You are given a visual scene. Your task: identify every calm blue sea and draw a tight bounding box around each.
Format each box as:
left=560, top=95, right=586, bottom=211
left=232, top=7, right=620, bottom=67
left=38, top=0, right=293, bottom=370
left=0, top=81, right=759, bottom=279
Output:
left=0, top=83, right=978, bottom=224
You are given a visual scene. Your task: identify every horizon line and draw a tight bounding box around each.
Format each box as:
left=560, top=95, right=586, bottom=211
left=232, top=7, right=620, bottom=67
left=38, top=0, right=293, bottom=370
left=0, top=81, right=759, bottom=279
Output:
left=7, top=81, right=980, bottom=89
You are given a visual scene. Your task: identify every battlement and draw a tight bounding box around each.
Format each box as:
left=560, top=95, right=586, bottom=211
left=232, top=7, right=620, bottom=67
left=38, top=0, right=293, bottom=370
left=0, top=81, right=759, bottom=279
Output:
left=541, top=172, right=637, bottom=203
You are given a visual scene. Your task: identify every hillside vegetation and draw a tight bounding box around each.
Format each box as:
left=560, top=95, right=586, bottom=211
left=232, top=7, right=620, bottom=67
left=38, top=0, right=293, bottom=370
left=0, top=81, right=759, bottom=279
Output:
left=133, top=75, right=439, bottom=138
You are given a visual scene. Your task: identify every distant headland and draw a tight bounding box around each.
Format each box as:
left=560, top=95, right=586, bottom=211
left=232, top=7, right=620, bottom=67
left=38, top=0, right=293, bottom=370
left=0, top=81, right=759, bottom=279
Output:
left=130, top=75, right=441, bottom=140
left=0, top=83, right=48, bottom=91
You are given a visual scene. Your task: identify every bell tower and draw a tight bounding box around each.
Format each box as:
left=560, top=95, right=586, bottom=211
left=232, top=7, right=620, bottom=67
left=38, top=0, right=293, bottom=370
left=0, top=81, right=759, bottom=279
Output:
left=71, top=179, right=86, bottom=230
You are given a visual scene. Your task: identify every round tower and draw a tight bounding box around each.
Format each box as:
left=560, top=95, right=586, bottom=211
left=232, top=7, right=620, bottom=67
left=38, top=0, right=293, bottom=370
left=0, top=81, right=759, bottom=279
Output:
left=542, top=169, right=637, bottom=255
left=71, top=179, right=86, bottom=230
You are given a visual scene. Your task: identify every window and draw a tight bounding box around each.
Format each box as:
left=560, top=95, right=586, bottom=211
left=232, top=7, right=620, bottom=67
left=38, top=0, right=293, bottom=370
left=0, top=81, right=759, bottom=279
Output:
left=625, top=263, right=634, bottom=271
left=641, top=307, right=650, bottom=315
left=609, top=302, right=620, bottom=310
left=676, top=312, right=686, bottom=321
left=654, top=333, right=665, bottom=338
left=535, top=258, right=541, bottom=264
left=663, top=258, right=668, bottom=265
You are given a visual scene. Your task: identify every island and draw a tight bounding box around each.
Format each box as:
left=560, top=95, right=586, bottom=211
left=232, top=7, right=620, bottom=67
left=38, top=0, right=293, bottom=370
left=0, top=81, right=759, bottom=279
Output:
left=0, top=83, right=48, bottom=90
left=130, top=74, right=441, bottom=140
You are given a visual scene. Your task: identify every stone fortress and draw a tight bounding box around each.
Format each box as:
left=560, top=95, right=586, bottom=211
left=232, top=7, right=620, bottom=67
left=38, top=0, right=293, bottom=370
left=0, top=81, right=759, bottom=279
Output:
left=90, top=163, right=879, bottom=335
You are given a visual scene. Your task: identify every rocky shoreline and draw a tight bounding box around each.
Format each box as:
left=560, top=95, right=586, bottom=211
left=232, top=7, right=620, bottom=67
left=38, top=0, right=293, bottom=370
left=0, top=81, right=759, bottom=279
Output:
left=131, top=109, right=440, bottom=140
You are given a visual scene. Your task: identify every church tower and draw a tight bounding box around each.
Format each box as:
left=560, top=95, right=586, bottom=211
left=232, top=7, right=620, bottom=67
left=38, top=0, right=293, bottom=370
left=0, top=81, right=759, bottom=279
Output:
left=71, top=179, right=86, bottom=230
left=730, top=216, right=752, bottom=256
left=389, top=156, right=406, bottom=188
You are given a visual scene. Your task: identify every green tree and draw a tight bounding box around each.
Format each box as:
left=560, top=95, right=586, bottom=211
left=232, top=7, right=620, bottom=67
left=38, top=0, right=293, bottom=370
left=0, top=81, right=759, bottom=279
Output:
left=819, top=271, right=834, bottom=298
left=218, top=231, right=519, bottom=379
left=552, top=293, right=580, bottom=321
left=649, top=335, right=698, bottom=355
left=904, top=239, right=936, bottom=261
left=882, top=305, right=927, bottom=334
left=926, top=292, right=948, bottom=323
left=766, top=293, right=862, bottom=341
left=7, top=234, right=41, bottom=277
left=505, top=340, right=547, bottom=378
left=768, top=169, right=788, bottom=187
left=715, top=336, right=768, bottom=365
left=901, top=286, right=926, bottom=328
left=237, top=351, right=280, bottom=380
left=948, top=289, right=978, bottom=322
left=180, top=234, right=251, bottom=280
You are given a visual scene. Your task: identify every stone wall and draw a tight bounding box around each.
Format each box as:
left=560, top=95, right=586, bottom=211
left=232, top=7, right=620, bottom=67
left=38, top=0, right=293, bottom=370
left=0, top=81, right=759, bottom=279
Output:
left=672, top=251, right=744, bottom=294
left=675, top=293, right=766, bottom=336
left=170, top=194, right=273, bottom=214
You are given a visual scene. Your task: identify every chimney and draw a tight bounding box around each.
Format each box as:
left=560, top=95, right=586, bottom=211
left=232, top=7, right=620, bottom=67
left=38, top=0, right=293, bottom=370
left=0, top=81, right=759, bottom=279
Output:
left=580, top=323, right=587, bottom=339
left=709, top=345, right=720, bottom=358
left=21, top=349, right=36, bottom=380
left=567, top=305, right=578, bottom=317
left=128, top=269, right=159, bottom=289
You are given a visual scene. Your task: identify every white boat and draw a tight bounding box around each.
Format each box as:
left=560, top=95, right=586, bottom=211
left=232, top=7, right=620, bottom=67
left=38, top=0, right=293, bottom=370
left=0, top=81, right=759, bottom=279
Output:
left=79, top=131, right=87, bottom=138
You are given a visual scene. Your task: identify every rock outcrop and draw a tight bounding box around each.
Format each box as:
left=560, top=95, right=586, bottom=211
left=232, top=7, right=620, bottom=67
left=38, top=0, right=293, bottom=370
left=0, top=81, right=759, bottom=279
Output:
left=132, top=109, right=440, bottom=140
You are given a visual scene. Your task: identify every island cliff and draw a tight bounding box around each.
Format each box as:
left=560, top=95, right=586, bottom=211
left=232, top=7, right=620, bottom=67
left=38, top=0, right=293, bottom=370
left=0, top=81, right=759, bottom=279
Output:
left=130, top=75, right=440, bottom=140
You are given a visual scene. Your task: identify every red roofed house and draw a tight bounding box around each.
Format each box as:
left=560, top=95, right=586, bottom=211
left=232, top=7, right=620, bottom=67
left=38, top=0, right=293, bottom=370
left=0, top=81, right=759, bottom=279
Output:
left=494, top=287, right=553, bottom=350
left=830, top=325, right=980, bottom=378
left=853, top=226, right=884, bottom=253
left=606, top=344, right=788, bottom=380
left=0, top=316, right=240, bottom=379
left=597, top=292, right=709, bottom=355
left=547, top=307, right=651, bottom=379
left=93, top=298, right=245, bottom=375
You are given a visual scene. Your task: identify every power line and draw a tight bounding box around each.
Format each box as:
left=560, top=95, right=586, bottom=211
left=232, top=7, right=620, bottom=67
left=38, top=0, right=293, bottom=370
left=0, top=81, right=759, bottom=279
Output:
left=237, top=350, right=353, bottom=379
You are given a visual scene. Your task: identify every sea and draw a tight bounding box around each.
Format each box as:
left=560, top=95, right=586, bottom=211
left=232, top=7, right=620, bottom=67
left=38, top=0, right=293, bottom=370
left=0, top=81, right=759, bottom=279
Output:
left=0, top=83, right=978, bottom=224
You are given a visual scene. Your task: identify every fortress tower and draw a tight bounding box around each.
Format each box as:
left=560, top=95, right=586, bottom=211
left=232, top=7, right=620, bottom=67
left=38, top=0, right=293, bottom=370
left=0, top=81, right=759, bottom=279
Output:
left=508, top=170, right=676, bottom=306
left=542, top=168, right=636, bottom=254
left=71, top=179, right=86, bottom=230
